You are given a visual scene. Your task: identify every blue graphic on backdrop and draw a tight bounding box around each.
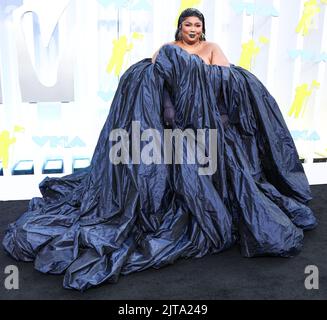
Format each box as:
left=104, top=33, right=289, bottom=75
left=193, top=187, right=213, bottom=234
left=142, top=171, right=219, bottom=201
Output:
left=291, top=130, right=320, bottom=141
left=130, top=0, right=152, bottom=10
left=98, top=88, right=116, bottom=102
left=230, top=0, right=279, bottom=16
left=33, top=136, right=86, bottom=148
left=98, top=20, right=117, bottom=30
left=98, top=0, right=151, bottom=10
left=98, top=0, right=129, bottom=8
left=98, top=77, right=117, bottom=102
left=289, top=49, right=327, bottom=63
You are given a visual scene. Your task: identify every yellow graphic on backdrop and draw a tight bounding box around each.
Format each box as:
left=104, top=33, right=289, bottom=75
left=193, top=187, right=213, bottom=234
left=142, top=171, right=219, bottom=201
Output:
left=288, top=81, right=320, bottom=119
left=175, top=0, right=202, bottom=25
left=106, top=32, right=143, bottom=77
left=106, top=36, right=133, bottom=76
left=259, top=36, right=269, bottom=44
left=0, top=131, right=16, bottom=169
left=106, top=33, right=144, bottom=76
left=238, top=37, right=269, bottom=70
left=0, top=126, right=25, bottom=169
left=131, top=32, right=144, bottom=41
left=296, top=0, right=321, bottom=36
left=14, top=125, right=25, bottom=133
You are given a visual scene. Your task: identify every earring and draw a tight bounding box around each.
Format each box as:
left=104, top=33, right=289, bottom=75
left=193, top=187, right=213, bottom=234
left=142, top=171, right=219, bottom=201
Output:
left=178, top=30, right=183, bottom=41
left=200, top=33, right=205, bottom=41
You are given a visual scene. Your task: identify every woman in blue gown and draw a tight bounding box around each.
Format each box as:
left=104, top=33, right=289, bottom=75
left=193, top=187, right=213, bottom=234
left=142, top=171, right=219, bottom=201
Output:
left=2, top=8, right=317, bottom=291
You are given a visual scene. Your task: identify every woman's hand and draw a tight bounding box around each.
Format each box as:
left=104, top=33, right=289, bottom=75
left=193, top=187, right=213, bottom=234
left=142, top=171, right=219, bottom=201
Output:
left=164, top=106, right=175, bottom=127
left=163, top=85, right=175, bottom=127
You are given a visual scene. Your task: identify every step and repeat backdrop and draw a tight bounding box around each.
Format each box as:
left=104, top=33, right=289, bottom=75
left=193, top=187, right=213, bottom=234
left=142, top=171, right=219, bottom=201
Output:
left=0, top=0, right=327, bottom=199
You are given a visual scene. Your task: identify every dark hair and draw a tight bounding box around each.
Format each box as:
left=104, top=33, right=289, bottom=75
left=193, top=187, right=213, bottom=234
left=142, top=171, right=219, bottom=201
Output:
left=174, top=8, right=206, bottom=41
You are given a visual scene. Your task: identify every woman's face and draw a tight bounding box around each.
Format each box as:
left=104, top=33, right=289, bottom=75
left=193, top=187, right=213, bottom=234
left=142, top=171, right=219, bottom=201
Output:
left=180, top=16, right=203, bottom=44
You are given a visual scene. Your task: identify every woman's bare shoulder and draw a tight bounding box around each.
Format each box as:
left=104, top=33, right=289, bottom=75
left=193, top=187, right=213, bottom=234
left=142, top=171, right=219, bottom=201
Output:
left=206, top=41, right=230, bottom=66
left=204, top=41, right=223, bottom=51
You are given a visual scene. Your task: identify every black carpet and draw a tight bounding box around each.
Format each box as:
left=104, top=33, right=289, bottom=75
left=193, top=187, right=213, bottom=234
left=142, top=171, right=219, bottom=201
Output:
left=0, top=185, right=326, bottom=300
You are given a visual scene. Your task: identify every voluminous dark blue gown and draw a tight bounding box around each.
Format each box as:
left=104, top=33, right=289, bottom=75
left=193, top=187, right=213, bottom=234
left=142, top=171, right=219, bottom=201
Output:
left=2, top=44, right=317, bottom=291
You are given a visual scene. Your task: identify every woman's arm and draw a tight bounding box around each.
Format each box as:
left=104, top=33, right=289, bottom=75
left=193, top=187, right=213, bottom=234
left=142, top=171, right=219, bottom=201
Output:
left=163, top=85, right=175, bottom=126
left=210, top=43, right=230, bottom=67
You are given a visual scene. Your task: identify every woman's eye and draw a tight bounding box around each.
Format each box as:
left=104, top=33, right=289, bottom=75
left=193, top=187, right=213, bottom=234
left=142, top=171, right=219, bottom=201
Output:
left=183, top=24, right=201, bottom=28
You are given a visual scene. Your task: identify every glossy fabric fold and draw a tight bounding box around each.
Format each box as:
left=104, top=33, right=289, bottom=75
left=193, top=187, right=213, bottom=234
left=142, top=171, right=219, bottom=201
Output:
left=3, top=44, right=317, bottom=291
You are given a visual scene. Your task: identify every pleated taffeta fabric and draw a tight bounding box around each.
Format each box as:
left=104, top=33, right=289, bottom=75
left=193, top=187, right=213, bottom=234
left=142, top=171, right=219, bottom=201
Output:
left=3, top=44, right=317, bottom=291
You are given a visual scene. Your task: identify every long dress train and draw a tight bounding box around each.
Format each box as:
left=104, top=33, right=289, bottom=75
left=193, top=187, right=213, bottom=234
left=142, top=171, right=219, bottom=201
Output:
left=2, top=44, right=317, bottom=291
